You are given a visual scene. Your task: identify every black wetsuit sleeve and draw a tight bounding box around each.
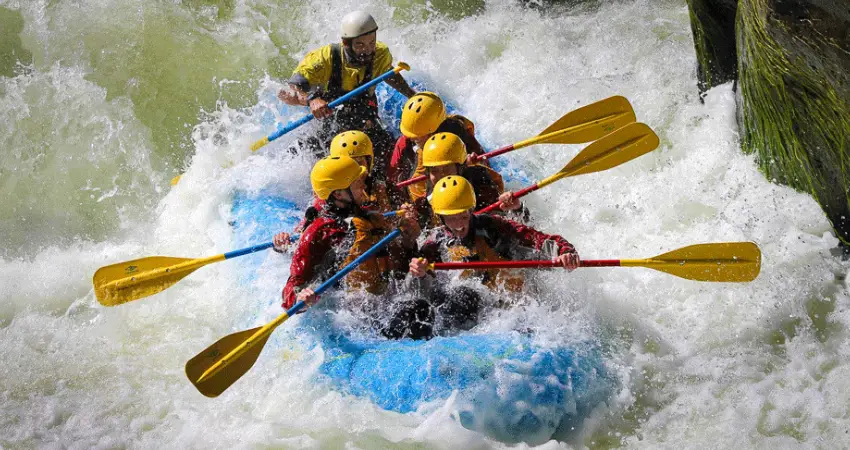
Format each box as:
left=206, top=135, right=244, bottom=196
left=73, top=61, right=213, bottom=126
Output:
left=418, top=235, right=443, bottom=263
left=288, top=73, right=312, bottom=93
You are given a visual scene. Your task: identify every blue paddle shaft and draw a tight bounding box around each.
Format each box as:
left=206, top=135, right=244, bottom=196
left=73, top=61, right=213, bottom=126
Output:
left=265, top=67, right=402, bottom=144
left=222, top=210, right=398, bottom=260
left=223, top=242, right=274, bottom=259
left=287, top=229, right=402, bottom=315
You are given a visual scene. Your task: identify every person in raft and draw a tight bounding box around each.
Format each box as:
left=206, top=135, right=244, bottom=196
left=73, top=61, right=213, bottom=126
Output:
left=280, top=155, right=420, bottom=320
left=278, top=10, right=416, bottom=179
left=385, top=91, right=489, bottom=205
left=408, top=132, right=525, bottom=228
left=389, top=176, right=579, bottom=340
left=272, top=130, right=394, bottom=251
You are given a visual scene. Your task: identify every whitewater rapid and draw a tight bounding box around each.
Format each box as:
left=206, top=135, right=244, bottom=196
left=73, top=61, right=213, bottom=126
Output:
left=2, top=0, right=849, bottom=448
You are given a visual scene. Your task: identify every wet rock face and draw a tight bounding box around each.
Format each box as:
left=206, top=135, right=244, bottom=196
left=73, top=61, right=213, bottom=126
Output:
left=688, top=0, right=850, bottom=242
left=767, top=0, right=850, bottom=97
left=738, top=0, right=850, bottom=242
left=686, top=0, right=738, bottom=93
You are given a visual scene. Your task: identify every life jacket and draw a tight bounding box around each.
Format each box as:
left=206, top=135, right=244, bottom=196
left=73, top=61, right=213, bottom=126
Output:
left=326, top=43, right=379, bottom=130
left=283, top=199, right=411, bottom=308
left=340, top=214, right=393, bottom=295
left=444, top=222, right=524, bottom=293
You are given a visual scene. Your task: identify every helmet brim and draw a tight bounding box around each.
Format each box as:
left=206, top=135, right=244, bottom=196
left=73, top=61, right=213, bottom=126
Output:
left=433, top=207, right=472, bottom=216
left=399, top=123, right=424, bottom=139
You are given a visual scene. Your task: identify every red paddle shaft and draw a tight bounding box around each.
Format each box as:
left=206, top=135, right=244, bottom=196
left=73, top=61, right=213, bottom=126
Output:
left=432, top=260, right=621, bottom=270
left=394, top=144, right=514, bottom=189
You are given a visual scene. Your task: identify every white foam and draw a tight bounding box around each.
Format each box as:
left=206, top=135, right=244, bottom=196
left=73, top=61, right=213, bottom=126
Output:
left=3, top=0, right=850, bottom=448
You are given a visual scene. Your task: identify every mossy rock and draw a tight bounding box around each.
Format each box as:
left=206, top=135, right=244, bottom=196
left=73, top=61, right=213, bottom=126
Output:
left=737, top=0, right=850, bottom=242
left=686, top=0, right=738, bottom=94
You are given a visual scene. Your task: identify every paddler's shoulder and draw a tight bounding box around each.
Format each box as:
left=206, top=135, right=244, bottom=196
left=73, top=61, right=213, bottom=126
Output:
left=311, top=43, right=335, bottom=58
left=372, top=42, right=393, bottom=73
left=295, top=44, right=335, bottom=74
left=304, top=209, right=347, bottom=234
left=375, top=41, right=391, bottom=56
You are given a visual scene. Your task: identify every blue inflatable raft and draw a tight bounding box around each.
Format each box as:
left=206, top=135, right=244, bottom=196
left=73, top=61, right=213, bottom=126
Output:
left=233, top=82, right=617, bottom=444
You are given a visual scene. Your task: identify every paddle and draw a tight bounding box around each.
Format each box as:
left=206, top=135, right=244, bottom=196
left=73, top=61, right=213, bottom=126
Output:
left=251, top=63, right=411, bottom=152
left=395, top=95, right=636, bottom=188
left=186, top=229, right=403, bottom=397
left=430, top=242, right=761, bottom=282
left=93, top=211, right=399, bottom=306
left=475, top=122, right=659, bottom=214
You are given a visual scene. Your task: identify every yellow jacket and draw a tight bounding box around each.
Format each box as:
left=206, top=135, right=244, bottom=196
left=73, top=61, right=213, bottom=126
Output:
left=293, top=43, right=393, bottom=93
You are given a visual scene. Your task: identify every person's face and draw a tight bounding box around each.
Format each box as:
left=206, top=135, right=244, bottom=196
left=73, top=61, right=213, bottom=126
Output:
left=427, top=164, right=459, bottom=187
left=348, top=176, right=369, bottom=206
left=351, top=32, right=378, bottom=59
left=331, top=176, right=368, bottom=207
left=442, top=211, right=472, bottom=238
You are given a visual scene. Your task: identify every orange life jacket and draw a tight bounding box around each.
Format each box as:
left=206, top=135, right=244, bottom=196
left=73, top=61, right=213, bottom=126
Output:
left=340, top=214, right=394, bottom=295
left=446, top=235, right=524, bottom=292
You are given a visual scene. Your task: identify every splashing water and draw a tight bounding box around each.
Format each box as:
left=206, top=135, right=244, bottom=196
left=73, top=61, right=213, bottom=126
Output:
left=2, top=0, right=849, bottom=448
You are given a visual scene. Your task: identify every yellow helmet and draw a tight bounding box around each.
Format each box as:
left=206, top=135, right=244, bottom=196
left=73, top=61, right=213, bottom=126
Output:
left=430, top=176, right=476, bottom=215
left=422, top=132, right=467, bottom=167
left=400, top=92, right=446, bottom=138
left=330, top=131, right=374, bottom=171
left=310, top=156, right=367, bottom=200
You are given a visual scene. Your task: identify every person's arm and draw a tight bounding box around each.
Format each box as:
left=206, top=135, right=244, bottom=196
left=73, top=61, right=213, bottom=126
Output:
left=278, top=74, right=310, bottom=106
left=409, top=237, right=441, bottom=278
left=489, top=215, right=577, bottom=259
left=505, top=219, right=579, bottom=270
left=281, top=219, right=339, bottom=308
left=278, top=46, right=334, bottom=118
left=387, top=209, right=421, bottom=280
left=385, top=137, right=412, bottom=208
left=385, top=73, right=416, bottom=98
left=279, top=75, right=334, bottom=119
left=272, top=231, right=294, bottom=253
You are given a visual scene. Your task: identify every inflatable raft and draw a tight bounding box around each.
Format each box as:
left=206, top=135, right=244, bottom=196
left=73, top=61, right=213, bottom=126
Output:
left=231, top=82, right=617, bottom=444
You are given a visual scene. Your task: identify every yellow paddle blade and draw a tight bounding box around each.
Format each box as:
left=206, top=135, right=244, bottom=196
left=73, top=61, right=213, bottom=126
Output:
left=186, top=326, right=272, bottom=397
left=624, top=242, right=762, bottom=282
left=170, top=174, right=182, bottom=186
left=250, top=136, right=270, bottom=152
left=536, top=96, right=636, bottom=144
left=541, top=122, right=659, bottom=186
left=93, top=255, right=221, bottom=306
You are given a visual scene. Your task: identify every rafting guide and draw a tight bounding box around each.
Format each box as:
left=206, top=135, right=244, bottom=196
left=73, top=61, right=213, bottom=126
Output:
left=277, top=10, right=416, bottom=176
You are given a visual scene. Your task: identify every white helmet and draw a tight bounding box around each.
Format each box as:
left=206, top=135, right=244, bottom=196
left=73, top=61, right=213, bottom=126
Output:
left=340, top=11, right=378, bottom=39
